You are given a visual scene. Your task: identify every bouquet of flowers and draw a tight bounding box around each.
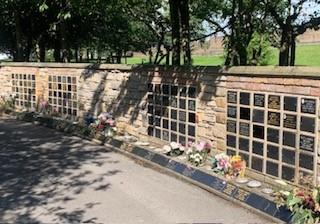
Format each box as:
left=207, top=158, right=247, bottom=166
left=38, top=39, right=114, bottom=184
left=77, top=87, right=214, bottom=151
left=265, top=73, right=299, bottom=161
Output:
left=186, top=141, right=211, bottom=167
left=96, top=112, right=116, bottom=137
left=166, top=142, right=185, bottom=157
left=275, top=186, right=320, bottom=224
left=212, top=154, right=246, bottom=178
left=38, top=99, right=49, bottom=114
left=230, top=155, right=246, bottom=178
left=211, top=153, right=231, bottom=175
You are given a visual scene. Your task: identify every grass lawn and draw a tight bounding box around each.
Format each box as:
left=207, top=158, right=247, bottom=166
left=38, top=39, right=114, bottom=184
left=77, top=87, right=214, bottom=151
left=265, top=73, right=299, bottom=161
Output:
left=191, top=55, right=224, bottom=66
left=270, top=44, right=320, bottom=66
left=123, top=44, right=320, bottom=67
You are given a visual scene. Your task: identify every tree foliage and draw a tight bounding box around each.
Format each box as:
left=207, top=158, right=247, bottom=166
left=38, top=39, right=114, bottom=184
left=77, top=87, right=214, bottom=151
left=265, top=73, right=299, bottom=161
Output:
left=264, top=0, right=320, bottom=66
left=1, top=0, right=320, bottom=66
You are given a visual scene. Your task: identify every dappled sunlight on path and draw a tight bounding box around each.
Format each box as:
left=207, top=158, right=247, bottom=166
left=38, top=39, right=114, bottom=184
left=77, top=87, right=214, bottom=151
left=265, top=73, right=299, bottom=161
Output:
left=0, top=118, right=269, bottom=223
left=0, top=119, right=119, bottom=223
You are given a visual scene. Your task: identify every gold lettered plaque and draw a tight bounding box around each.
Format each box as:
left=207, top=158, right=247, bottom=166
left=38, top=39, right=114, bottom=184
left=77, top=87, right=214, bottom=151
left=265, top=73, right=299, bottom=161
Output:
left=222, top=184, right=237, bottom=196
left=268, top=112, right=280, bottom=126
left=268, top=95, right=281, bottom=110
left=233, top=188, right=250, bottom=202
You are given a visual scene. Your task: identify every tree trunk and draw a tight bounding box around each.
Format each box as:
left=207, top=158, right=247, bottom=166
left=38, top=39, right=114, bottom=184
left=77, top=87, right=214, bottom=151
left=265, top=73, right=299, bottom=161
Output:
left=180, top=0, right=191, bottom=65
left=169, top=0, right=181, bottom=66
left=149, top=48, right=153, bottom=64
left=238, top=45, right=247, bottom=65
left=279, top=47, right=289, bottom=66
left=54, top=40, right=61, bottom=62
left=40, top=45, right=45, bottom=62
left=79, top=49, right=83, bottom=62
left=86, top=49, right=90, bottom=62
left=154, top=26, right=166, bottom=65
left=279, top=29, right=290, bottom=66
left=225, top=0, right=236, bottom=66
left=37, top=35, right=46, bottom=62
left=97, top=51, right=101, bottom=63
left=165, top=46, right=170, bottom=65
left=289, top=36, right=296, bottom=66
left=60, top=22, right=69, bottom=63
left=90, top=51, right=94, bottom=60
left=60, top=0, right=69, bottom=63
left=116, top=50, right=122, bottom=64
left=75, top=46, right=79, bottom=62
left=232, top=52, right=240, bottom=66
left=14, top=11, right=24, bottom=61
left=25, top=35, right=32, bottom=62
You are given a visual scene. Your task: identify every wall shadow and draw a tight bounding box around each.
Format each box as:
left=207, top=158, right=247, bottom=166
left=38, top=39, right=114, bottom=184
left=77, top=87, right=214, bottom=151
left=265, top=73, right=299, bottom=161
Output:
left=77, top=64, right=223, bottom=142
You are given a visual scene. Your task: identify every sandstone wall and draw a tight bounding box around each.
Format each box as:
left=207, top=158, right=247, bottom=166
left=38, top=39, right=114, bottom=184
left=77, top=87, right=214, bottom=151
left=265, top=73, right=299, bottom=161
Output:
left=1, top=63, right=320, bottom=185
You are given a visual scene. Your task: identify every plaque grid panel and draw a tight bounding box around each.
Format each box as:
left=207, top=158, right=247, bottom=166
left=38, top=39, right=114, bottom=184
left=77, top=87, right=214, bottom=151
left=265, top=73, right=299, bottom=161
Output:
left=11, top=73, right=36, bottom=109
left=147, top=83, right=197, bottom=144
left=227, top=90, right=318, bottom=185
left=48, top=75, right=78, bottom=117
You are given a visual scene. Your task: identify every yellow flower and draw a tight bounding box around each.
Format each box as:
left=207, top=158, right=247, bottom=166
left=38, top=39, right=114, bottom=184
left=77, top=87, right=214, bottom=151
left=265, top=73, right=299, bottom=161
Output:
left=231, top=155, right=242, bottom=163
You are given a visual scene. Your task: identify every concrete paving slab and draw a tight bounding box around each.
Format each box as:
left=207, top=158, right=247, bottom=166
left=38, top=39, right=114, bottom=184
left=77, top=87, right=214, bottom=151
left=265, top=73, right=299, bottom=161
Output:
left=0, top=119, right=271, bottom=223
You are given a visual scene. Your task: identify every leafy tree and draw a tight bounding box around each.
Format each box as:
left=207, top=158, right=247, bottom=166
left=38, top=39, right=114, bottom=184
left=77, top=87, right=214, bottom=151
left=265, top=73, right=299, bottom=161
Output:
left=247, top=32, right=272, bottom=65
left=0, top=0, right=198, bottom=64
left=265, top=0, right=320, bottom=66
left=168, top=0, right=192, bottom=65
left=192, top=0, right=266, bottom=66
left=121, top=0, right=168, bottom=64
left=0, top=0, right=49, bottom=61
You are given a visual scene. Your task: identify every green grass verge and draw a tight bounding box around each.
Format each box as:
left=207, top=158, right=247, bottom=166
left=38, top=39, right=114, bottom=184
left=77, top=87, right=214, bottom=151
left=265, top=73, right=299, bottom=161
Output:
left=270, top=44, right=320, bottom=66
left=123, top=44, right=320, bottom=67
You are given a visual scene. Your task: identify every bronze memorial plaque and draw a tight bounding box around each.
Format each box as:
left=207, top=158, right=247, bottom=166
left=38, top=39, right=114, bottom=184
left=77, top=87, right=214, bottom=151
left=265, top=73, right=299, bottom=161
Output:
left=268, top=95, right=281, bottom=110
left=226, top=90, right=318, bottom=184
left=268, top=112, right=280, bottom=126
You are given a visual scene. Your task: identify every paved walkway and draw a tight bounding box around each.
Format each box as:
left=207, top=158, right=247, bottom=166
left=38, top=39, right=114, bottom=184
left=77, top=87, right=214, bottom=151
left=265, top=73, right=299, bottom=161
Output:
left=0, top=119, right=271, bottom=223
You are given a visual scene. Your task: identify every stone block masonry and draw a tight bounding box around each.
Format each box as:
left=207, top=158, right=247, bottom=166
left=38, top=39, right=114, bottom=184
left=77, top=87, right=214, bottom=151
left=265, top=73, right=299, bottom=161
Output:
left=1, top=62, right=320, bottom=186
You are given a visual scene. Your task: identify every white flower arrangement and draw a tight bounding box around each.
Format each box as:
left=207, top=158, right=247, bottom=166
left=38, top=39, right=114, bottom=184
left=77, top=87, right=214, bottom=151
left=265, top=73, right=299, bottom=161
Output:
left=187, top=141, right=211, bottom=166
left=162, top=141, right=212, bottom=166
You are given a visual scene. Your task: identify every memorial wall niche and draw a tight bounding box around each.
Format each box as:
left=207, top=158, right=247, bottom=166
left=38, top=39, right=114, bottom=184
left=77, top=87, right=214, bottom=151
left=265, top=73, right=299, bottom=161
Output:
left=11, top=73, right=36, bottom=109
left=226, top=90, right=317, bottom=184
left=147, top=84, right=197, bottom=144
left=48, top=75, right=78, bottom=117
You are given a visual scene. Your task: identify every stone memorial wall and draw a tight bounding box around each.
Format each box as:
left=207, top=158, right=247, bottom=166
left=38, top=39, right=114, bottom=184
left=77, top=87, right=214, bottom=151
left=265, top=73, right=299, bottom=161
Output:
left=0, top=63, right=320, bottom=186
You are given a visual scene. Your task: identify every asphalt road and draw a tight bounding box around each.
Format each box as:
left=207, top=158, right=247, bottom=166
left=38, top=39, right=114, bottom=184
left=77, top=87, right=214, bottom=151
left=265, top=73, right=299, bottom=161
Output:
left=0, top=118, right=271, bottom=223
